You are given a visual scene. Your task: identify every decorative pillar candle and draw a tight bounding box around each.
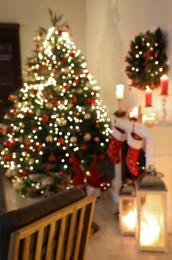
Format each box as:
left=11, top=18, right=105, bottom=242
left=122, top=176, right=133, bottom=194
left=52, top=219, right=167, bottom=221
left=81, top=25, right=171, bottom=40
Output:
left=160, top=74, right=169, bottom=96
left=116, top=84, right=124, bottom=100
left=145, top=86, right=152, bottom=107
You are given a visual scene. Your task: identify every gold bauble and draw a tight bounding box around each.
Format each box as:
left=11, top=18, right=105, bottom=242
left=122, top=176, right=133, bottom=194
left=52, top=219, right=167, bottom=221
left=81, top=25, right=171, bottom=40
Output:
left=36, top=109, right=41, bottom=116
left=68, top=103, right=73, bottom=109
left=45, top=102, right=53, bottom=109
left=94, top=137, right=100, bottom=142
left=84, top=133, right=92, bottom=142
left=70, top=136, right=77, bottom=143
left=77, top=88, right=83, bottom=94
left=84, top=113, right=91, bottom=120
left=46, top=135, right=53, bottom=142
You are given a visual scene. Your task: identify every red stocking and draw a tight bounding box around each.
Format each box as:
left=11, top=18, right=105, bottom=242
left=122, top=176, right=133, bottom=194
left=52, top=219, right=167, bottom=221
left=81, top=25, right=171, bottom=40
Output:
left=107, top=127, right=126, bottom=163
left=126, top=132, right=143, bottom=176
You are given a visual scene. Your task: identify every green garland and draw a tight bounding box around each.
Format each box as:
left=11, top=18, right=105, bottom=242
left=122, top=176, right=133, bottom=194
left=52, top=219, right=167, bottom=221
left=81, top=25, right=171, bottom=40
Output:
left=125, top=28, right=169, bottom=90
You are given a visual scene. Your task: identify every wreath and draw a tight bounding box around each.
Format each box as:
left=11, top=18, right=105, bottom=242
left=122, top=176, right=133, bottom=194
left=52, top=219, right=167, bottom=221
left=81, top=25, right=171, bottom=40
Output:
left=125, top=28, right=169, bottom=90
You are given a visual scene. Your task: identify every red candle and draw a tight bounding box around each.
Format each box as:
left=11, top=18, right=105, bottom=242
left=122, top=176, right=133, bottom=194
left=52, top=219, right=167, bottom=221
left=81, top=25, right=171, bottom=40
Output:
left=160, top=74, right=169, bottom=96
left=145, top=87, right=152, bottom=107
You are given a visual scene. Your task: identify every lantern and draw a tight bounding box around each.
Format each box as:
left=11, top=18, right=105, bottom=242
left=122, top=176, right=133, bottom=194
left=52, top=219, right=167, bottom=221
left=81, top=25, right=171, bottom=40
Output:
left=136, top=173, right=167, bottom=252
left=119, top=184, right=137, bottom=235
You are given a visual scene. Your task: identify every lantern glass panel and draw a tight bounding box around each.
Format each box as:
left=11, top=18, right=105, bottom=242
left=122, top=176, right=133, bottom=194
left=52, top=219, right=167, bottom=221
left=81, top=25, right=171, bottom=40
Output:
left=121, top=198, right=136, bottom=233
left=139, top=193, right=165, bottom=248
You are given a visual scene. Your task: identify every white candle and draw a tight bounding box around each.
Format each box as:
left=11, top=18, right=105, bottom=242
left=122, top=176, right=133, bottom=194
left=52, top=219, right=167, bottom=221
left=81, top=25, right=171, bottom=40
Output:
left=116, top=84, right=124, bottom=99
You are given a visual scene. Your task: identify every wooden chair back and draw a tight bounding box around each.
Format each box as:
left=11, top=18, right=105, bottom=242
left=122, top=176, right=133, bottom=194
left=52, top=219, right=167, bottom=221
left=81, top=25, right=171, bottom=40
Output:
left=7, top=195, right=95, bottom=260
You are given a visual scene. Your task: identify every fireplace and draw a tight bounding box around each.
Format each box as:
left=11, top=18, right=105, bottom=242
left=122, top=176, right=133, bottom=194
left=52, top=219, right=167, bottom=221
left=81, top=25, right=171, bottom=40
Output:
left=111, top=117, right=172, bottom=233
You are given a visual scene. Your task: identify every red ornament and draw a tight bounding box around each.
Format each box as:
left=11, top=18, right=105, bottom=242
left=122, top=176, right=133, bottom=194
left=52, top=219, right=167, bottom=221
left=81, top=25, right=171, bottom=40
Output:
left=36, top=44, right=40, bottom=50
left=21, top=171, right=28, bottom=177
left=154, top=52, right=158, bottom=58
left=4, top=155, right=13, bottom=161
left=25, top=111, right=32, bottom=117
left=7, top=127, right=13, bottom=133
left=45, top=90, right=51, bottom=95
left=53, top=71, right=58, bottom=76
left=72, top=96, right=77, bottom=103
left=81, top=144, right=87, bottom=151
left=48, top=155, right=56, bottom=163
left=53, top=99, right=59, bottom=105
left=59, top=170, right=64, bottom=176
left=64, top=85, right=70, bottom=91
left=61, top=58, right=67, bottom=63
left=35, top=144, right=42, bottom=151
left=8, top=95, right=14, bottom=102
left=39, top=32, right=43, bottom=37
left=72, top=113, right=78, bottom=118
left=88, top=98, right=95, bottom=105
left=65, top=25, right=70, bottom=30
left=95, top=123, right=101, bottom=129
left=71, top=53, right=75, bottom=58
left=58, top=137, right=65, bottom=145
left=58, top=31, right=62, bottom=36
left=33, top=90, right=38, bottom=95
left=45, top=164, right=52, bottom=171
left=23, top=145, right=30, bottom=151
left=11, top=108, right=18, bottom=115
left=42, top=115, right=49, bottom=122
left=74, top=79, right=79, bottom=84
left=3, top=141, right=13, bottom=148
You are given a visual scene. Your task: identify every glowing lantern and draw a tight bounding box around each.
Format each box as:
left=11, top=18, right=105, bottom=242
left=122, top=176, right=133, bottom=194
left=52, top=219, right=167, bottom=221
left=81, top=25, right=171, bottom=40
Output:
left=119, top=184, right=137, bottom=235
left=136, top=173, right=167, bottom=252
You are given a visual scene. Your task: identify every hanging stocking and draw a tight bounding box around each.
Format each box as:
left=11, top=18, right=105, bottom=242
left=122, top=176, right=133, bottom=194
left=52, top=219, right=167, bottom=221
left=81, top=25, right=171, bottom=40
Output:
left=86, top=155, right=101, bottom=198
left=106, top=127, right=126, bottom=163
left=70, top=153, right=84, bottom=188
left=126, top=132, right=143, bottom=177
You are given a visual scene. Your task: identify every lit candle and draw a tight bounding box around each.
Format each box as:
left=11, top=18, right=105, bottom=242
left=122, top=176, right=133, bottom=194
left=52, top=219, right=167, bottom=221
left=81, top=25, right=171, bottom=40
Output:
left=145, top=86, right=152, bottom=107
left=116, top=84, right=124, bottom=99
left=160, top=74, right=169, bottom=96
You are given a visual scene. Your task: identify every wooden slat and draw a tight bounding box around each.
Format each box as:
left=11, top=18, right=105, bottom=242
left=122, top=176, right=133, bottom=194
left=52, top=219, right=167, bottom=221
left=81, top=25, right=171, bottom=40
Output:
left=73, top=207, right=86, bottom=260
left=65, top=211, right=77, bottom=260
left=35, top=227, right=44, bottom=260
left=45, top=221, right=56, bottom=259
left=55, top=216, right=67, bottom=260
left=22, top=235, right=31, bottom=260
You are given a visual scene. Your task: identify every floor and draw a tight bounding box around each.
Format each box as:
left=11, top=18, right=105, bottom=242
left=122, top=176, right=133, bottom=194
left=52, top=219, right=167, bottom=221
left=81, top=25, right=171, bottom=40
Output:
left=86, top=190, right=172, bottom=260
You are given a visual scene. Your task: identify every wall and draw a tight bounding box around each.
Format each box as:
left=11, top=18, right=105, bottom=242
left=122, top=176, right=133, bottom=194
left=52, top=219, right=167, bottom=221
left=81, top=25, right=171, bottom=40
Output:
left=0, top=0, right=86, bottom=66
left=86, top=0, right=172, bottom=123
left=1, top=0, right=172, bottom=123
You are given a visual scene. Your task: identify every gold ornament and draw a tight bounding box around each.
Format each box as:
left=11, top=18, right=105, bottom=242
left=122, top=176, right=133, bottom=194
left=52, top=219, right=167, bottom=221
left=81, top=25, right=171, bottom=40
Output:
left=84, top=113, right=91, bottom=120
left=29, top=158, right=35, bottom=164
left=77, top=88, right=83, bottom=94
left=84, top=133, right=92, bottom=142
left=36, top=109, right=41, bottom=116
left=68, top=103, right=73, bottom=109
left=94, top=137, right=100, bottom=142
left=46, top=135, right=53, bottom=142
left=45, top=102, right=53, bottom=109
left=70, top=136, right=77, bottom=143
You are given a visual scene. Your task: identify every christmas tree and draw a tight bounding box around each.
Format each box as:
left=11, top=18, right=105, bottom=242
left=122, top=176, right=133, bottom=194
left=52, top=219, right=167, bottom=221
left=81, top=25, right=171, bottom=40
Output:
left=125, top=28, right=168, bottom=90
left=0, top=10, right=112, bottom=195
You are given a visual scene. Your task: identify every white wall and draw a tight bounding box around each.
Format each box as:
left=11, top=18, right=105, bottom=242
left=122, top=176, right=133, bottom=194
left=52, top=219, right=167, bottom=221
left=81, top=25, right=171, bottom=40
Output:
left=1, top=0, right=172, bottom=123
left=0, top=0, right=86, bottom=66
left=86, top=0, right=172, bottom=122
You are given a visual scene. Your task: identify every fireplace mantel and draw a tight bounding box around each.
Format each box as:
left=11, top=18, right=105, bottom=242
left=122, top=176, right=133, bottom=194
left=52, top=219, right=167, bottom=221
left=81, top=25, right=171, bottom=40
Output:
left=112, top=117, right=172, bottom=233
